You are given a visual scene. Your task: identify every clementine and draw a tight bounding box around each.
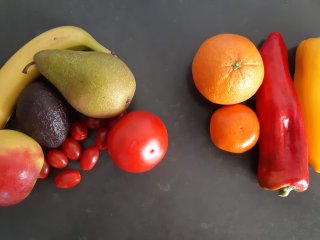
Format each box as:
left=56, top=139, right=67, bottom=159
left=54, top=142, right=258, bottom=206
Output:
left=192, top=34, right=264, bottom=104
left=210, top=104, right=259, bottom=153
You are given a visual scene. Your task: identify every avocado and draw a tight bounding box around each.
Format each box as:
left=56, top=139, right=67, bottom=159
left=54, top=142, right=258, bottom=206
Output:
left=16, top=80, right=70, bottom=148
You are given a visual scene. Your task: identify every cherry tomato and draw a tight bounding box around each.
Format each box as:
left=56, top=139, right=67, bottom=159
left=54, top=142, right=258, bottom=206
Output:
left=95, top=126, right=109, bottom=150
left=85, top=117, right=103, bottom=129
left=62, top=137, right=82, bottom=160
left=107, top=110, right=168, bottom=173
left=47, top=149, right=68, bottom=168
left=54, top=170, right=81, bottom=189
left=70, top=121, right=88, bottom=141
left=39, top=159, right=50, bottom=179
left=106, top=111, right=127, bottom=129
left=80, top=146, right=100, bottom=170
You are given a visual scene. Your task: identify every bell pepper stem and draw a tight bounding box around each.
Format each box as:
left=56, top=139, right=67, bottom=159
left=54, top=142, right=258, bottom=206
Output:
left=278, top=186, right=296, bottom=197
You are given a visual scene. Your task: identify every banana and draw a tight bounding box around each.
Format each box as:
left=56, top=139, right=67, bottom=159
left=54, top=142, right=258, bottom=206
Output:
left=0, top=26, right=111, bottom=128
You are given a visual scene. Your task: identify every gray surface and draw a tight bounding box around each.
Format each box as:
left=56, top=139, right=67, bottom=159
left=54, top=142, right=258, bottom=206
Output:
left=1, top=0, right=320, bottom=239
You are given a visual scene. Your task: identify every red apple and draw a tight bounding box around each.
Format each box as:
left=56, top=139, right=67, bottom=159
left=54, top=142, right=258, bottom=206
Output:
left=0, top=130, right=44, bottom=206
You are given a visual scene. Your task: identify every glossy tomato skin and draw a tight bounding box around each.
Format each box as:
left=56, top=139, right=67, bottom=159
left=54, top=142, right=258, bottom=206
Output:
left=62, top=137, right=82, bottom=160
left=47, top=149, right=68, bottom=168
left=107, top=110, right=168, bottom=173
left=39, top=160, right=50, bottom=179
left=95, top=126, right=109, bottom=150
left=85, top=117, right=103, bottom=129
left=54, top=170, right=81, bottom=189
left=80, top=146, right=100, bottom=170
left=71, top=121, right=88, bottom=141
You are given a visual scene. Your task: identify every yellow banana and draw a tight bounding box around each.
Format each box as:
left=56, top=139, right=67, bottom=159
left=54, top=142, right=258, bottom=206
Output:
left=0, top=26, right=111, bottom=128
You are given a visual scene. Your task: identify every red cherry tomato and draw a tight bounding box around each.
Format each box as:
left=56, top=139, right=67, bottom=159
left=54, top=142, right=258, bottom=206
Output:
left=106, top=111, right=127, bottom=129
left=95, top=126, right=109, bottom=150
left=62, top=137, right=82, bottom=160
left=85, top=117, right=103, bottom=129
left=80, top=146, right=100, bottom=170
left=70, top=121, right=88, bottom=141
left=54, top=170, right=81, bottom=189
left=39, top=159, right=50, bottom=179
left=47, top=149, right=68, bottom=168
left=107, top=110, right=168, bottom=173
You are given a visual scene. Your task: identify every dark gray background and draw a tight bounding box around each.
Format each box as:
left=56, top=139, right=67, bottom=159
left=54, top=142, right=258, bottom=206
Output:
left=1, top=0, right=320, bottom=239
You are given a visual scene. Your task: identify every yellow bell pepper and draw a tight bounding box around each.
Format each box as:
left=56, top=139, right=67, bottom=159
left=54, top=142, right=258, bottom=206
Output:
left=294, top=38, right=320, bottom=172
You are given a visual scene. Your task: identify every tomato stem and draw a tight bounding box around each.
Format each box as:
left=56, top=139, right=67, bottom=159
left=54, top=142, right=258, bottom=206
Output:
left=278, top=186, right=296, bottom=197
left=233, top=61, right=241, bottom=70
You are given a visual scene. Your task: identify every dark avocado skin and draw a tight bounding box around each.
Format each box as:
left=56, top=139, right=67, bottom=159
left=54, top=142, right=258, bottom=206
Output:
left=16, top=80, right=70, bottom=148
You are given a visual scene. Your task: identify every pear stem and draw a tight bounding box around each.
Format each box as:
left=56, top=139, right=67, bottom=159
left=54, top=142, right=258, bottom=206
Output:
left=22, top=61, right=35, bottom=74
left=125, top=98, right=131, bottom=106
left=110, top=51, right=118, bottom=57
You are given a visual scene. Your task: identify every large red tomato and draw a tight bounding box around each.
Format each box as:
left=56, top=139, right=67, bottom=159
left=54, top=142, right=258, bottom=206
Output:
left=107, top=110, right=168, bottom=173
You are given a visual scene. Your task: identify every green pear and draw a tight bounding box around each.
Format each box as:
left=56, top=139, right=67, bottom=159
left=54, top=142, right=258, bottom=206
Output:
left=34, top=50, right=136, bottom=118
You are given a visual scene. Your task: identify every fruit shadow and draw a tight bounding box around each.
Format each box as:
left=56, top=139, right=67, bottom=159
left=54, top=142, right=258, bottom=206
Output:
left=288, top=46, right=297, bottom=78
left=245, top=39, right=261, bottom=178
left=186, top=63, right=219, bottom=128
left=5, top=111, right=20, bottom=131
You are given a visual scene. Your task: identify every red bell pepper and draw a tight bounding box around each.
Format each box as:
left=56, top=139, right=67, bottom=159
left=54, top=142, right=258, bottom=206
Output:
left=256, top=32, right=309, bottom=197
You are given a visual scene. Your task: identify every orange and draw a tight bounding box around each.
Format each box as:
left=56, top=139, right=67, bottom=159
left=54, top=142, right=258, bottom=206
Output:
left=192, top=33, right=264, bottom=104
left=210, top=104, right=259, bottom=153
